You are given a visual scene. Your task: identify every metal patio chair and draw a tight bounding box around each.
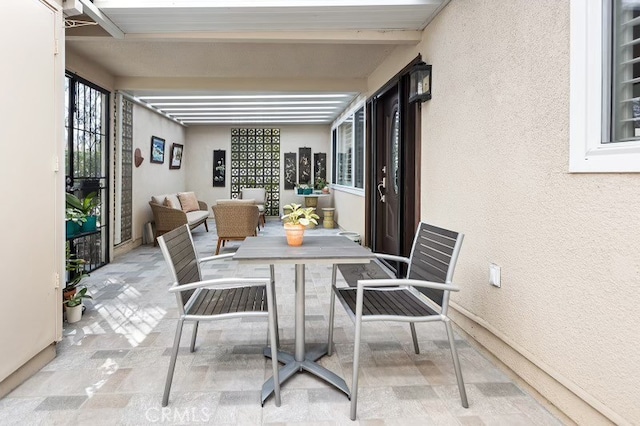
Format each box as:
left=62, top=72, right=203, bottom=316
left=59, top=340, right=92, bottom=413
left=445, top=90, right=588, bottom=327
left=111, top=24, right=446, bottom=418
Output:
left=327, top=222, right=469, bottom=420
left=157, top=224, right=280, bottom=407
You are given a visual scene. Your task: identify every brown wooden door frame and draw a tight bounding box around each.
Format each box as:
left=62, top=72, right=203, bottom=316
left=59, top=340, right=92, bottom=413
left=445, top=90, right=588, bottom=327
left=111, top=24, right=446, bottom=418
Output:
left=365, top=56, right=422, bottom=261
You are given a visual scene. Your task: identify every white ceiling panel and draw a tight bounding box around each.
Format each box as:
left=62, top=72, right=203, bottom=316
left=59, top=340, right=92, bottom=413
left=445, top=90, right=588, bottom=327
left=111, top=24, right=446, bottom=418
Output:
left=67, top=0, right=447, bottom=124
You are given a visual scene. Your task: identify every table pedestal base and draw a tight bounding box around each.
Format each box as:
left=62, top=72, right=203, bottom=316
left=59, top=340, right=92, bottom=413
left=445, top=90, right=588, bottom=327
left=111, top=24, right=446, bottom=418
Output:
left=261, top=344, right=349, bottom=405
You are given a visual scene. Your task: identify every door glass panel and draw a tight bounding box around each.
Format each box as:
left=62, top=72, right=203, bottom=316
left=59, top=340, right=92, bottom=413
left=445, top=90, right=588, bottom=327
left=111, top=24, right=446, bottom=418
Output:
left=390, top=109, right=400, bottom=194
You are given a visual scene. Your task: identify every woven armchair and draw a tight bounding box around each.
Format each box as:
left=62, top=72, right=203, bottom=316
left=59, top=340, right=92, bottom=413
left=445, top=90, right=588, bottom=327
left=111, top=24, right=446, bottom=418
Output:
left=212, top=203, right=259, bottom=254
left=149, top=200, right=209, bottom=244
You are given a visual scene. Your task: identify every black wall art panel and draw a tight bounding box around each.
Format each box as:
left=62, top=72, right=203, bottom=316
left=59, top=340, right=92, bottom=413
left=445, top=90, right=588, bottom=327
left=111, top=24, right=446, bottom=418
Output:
left=213, top=150, right=225, bottom=187
left=314, top=152, right=327, bottom=183
left=284, top=152, right=297, bottom=190
left=230, top=128, right=280, bottom=216
left=298, top=147, right=311, bottom=185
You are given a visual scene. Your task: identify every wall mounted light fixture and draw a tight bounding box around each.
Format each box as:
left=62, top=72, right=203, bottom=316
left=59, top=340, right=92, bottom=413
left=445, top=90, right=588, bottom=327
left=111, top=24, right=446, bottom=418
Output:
left=408, top=62, right=432, bottom=103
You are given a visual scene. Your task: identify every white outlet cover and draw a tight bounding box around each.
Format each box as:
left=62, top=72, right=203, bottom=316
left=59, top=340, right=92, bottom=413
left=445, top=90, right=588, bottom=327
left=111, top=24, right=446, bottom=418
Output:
left=489, top=263, right=501, bottom=287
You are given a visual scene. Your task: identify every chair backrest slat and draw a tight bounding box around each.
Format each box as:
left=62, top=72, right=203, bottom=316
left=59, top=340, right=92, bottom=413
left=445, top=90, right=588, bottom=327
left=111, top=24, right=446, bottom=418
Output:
left=407, top=222, right=463, bottom=306
left=158, top=225, right=202, bottom=307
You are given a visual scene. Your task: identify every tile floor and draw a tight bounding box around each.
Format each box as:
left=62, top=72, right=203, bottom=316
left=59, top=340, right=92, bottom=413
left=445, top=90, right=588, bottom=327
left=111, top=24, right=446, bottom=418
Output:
left=1, top=219, right=562, bottom=425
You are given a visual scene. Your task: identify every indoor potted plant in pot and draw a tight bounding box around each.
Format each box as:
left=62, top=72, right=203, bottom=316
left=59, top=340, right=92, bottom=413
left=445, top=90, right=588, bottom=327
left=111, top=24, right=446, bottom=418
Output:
left=281, top=203, right=319, bottom=246
left=63, top=287, right=92, bottom=324
left=66, top=191, right=99, bottom=233
left=64, top=242, right=88, bottom=300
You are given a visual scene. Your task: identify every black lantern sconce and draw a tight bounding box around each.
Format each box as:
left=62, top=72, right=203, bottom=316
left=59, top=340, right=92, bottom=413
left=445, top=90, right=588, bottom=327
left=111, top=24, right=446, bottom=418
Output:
left=408, top=62, right=432, bottom=103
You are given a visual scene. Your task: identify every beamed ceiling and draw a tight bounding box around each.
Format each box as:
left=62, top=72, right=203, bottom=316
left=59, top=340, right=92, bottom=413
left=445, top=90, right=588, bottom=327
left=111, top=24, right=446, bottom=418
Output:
left=65, top=0, right=447, bottom=124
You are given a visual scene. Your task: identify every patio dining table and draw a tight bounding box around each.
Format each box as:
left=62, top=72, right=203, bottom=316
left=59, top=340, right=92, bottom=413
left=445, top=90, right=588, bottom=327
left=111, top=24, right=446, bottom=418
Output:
left=233, top=235, right=374, bottom=405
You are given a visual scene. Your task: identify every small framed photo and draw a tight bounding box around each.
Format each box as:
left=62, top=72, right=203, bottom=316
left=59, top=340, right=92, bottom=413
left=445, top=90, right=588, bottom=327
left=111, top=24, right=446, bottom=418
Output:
left=169, top=143, right=184, bottom=169
left=150, top=136, right=165, bottom=164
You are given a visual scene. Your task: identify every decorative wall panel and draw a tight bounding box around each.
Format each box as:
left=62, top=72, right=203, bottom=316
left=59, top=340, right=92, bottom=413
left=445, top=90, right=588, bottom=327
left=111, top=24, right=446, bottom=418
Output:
left=230, top=128, right=280, bottom=216
left=314, top=152, right=326, bottom=184
left=298, top=147, right=312, bottom=185
left=284, top=152, right=297, bottom=190
left=213, top=150, right=225, bottom=187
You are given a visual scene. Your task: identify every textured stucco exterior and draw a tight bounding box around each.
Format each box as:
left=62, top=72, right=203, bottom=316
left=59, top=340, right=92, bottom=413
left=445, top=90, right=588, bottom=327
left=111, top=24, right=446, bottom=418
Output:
left=365, top=0, right=640, bottom=423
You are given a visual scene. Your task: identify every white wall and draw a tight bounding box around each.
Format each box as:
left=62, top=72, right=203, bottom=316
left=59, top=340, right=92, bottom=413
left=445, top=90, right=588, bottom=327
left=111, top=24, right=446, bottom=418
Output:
left=0, top=0, right=63, bottom=393
left=131, top=105, right=187, bottom=242
left=367, top=0, right=639, bottom=424
left=185, top=125, right=333, bottom=217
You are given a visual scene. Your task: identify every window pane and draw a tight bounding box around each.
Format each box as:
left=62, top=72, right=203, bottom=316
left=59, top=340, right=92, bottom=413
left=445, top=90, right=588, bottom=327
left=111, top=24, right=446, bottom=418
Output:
left=336, top=118, right=353, bottom=186
left=612, top=0, right=640, bottom=142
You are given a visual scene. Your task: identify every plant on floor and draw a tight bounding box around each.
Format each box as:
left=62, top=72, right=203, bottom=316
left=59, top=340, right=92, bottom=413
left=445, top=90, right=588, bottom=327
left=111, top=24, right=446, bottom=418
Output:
left=63, top=287, right=92, bottom=324
left=63, top=287, right=92, bottom=308
left=64, top=242, right=89, bottom=299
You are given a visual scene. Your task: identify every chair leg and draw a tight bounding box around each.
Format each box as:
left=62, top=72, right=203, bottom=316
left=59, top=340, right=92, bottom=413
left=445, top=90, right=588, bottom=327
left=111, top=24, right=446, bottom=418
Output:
left=190, top=321, right=199, bottom=352
left=350, top=301, right=363, bottom=421
left=445, top=320, right=469, bottom=408
left=204, top=220, right=209, bottom=232
left=409, top=322, right=420, bottom=354
left=327, top=264, right=338, bottom=356
left=215, top=238, right=222, bottom=255
left=162, top=318, right=185, bottom=407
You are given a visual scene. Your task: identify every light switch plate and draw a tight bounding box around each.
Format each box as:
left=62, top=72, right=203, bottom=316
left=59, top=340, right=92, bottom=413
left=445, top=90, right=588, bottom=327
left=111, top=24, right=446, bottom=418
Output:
left=489, top=263, right=501, bottom=287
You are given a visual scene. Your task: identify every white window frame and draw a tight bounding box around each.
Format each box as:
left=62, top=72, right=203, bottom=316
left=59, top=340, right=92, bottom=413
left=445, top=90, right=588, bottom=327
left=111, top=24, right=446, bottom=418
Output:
left=570, top=0, right=640, bottom=172
left=331, top=98, right=366, bottom=196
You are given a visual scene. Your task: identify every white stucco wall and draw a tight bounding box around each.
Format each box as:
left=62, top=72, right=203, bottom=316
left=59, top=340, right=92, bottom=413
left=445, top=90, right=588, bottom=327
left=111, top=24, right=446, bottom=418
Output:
left=131, top=105, right=187, bottom=241
left=184, top=124, right=333, bottom=217
left=365, top=0, right=639, bottom=423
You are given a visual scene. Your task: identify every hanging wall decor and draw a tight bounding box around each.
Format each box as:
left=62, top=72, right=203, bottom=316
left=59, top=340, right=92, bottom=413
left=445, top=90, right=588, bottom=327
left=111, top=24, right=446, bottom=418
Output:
left=169, top=143, right=183, bottom=169
left=230, top=128, right=280, bottom=216
left=213, top=150, right=226, bottom=186
left=314, top=152, right=326, bottom=183
left=150, top=136, right=165, bottom=164
left=298, top=147, right=311, bottom=185
left=284, top=153, right=297, bottom=190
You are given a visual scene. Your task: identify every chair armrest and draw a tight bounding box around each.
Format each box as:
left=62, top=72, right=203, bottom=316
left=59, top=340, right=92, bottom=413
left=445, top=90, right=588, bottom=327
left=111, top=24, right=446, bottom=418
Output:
left=374, top=253, right=410, bottom=265
left=149, top=202, right=188, bottom=231
left=199, top=253, right=235, bottom=263
left=198, top=200, right=208, bottom=211
left=169, top=277, right=269, bottom=293
left=356, top=278, right=460, bottom=292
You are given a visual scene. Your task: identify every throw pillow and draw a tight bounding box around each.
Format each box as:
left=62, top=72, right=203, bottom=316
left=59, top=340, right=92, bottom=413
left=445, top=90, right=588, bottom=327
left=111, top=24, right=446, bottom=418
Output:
left=178, top=192, right=200, bottom=213
left=163, top=197, right=176, bottom=209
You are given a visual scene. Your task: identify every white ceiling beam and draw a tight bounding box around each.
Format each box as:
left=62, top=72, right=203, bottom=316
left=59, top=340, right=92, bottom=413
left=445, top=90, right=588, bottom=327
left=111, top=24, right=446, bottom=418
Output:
left=78, top=0, right=124, bottom=38
left=115, top=77, right=368, bottom=94
left=94, top=0, right=442, bottom=8
left=121, top=30, right=421, bottom=45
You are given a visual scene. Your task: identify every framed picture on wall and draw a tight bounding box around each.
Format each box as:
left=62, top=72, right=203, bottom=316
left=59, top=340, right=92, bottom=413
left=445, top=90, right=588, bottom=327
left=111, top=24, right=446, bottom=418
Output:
left=213, top=150, right=225, bottom=186
left=150, top=136, right=165, bottom=164
left=169, top=143, right=183, bottom=169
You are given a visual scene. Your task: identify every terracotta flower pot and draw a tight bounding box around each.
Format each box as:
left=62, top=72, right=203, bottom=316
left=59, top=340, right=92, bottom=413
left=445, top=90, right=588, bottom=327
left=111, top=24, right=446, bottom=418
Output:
left=284, top=223, right=305, bottom=246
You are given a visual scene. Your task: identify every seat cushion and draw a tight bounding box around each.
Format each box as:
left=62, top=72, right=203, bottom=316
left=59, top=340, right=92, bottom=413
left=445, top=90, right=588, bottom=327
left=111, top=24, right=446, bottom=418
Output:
left=186, top=210, right=209, bottom=225
left=178, top=192, right=200, bottom=212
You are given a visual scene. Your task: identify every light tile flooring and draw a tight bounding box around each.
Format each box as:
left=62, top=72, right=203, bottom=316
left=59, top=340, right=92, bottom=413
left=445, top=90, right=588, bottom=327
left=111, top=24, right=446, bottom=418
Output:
left=2, top=219, right=562, bottom=425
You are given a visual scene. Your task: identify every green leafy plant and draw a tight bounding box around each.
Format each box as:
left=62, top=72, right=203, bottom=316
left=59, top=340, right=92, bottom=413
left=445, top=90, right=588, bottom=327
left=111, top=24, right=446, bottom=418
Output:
left=65, top=242, right=89, bottom=292
left=66, top=191, right=99, bottom=216
left=282, top=203, right=319, bottom=226
left=63, top=287, right=92, bottom=308
left=314, top=177, right=328, bottom=190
